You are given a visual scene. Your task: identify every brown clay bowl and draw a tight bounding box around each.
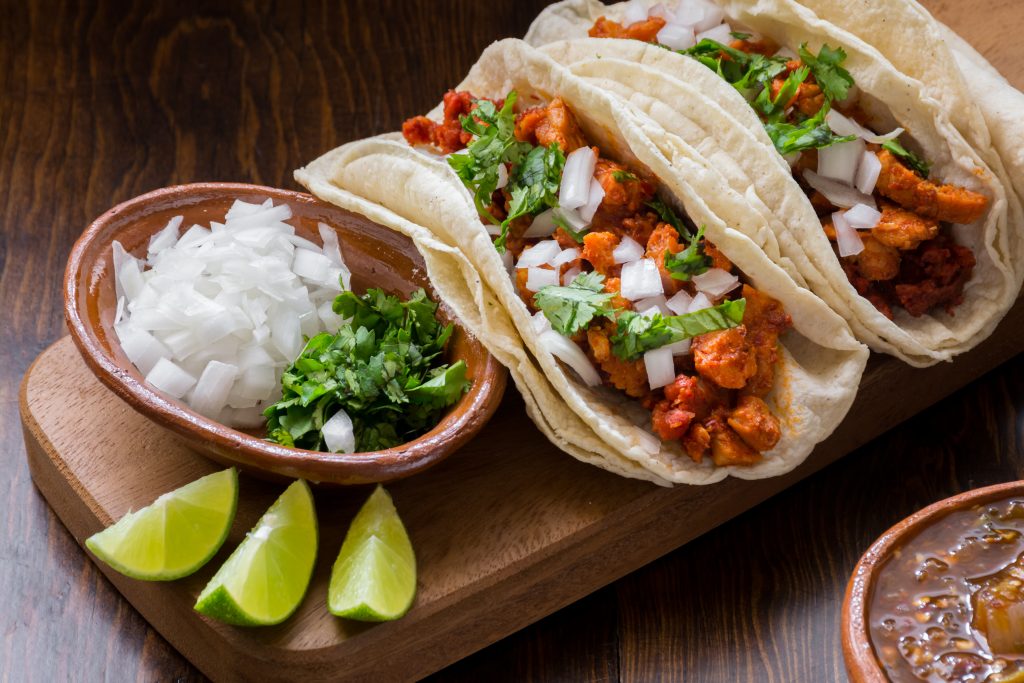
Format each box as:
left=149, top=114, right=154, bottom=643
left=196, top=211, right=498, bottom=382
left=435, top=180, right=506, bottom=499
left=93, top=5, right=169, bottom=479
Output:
left=64, top=182, right=507, bottom=485
left=842, top=480, right=1024, bottom=681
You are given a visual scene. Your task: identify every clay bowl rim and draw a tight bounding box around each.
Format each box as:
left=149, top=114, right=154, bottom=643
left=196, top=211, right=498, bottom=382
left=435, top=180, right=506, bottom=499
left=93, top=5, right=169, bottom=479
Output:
left=841, top=479, right=1024, bottom=682
left=64, top=182, right=507, bottom=485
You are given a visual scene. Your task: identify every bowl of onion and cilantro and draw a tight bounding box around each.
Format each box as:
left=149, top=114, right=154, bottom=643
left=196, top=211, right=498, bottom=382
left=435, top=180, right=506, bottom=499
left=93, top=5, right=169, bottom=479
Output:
left=65, top=183, right=506, bottom=485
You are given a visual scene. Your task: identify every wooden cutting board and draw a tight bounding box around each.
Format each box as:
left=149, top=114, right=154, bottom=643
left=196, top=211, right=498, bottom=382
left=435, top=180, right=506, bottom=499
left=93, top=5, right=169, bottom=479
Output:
left=20, top=291, right=1024, bottom=682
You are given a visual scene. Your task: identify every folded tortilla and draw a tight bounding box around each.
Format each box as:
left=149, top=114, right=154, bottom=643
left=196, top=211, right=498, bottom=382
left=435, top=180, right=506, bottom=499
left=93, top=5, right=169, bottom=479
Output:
left=296, top=39, right=868, bottom=485
left=525, top=0, right=1023, bottom=366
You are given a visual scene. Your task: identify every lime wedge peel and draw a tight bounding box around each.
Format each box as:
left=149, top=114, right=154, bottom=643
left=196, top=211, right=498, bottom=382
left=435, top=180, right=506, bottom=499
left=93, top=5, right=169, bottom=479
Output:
left=194, top=479, right=318, bottom=626
left=85, top=468, right=238, bottom=581
left=328, top=485, right=417, bottom=622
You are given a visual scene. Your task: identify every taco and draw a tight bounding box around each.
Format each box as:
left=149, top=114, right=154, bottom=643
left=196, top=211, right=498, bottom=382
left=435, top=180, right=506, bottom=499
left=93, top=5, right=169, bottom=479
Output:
left=525, top=0, right=1023, bottom=366
left=296, top=39, right=867, bottom=485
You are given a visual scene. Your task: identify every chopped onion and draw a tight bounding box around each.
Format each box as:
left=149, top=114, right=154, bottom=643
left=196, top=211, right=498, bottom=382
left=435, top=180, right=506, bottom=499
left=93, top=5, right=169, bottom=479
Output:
left=833, top=210, right=865, bottom=257
left=148, top=216, right=183, bottom=257
left=189, top=361, right=238, bottom=419
left=145, top=358, right=197, bottom=399
left=693, top=268, right=740, bottom=299
left=559, top=147, right=597, bottom=210
left=649, top=3, right=673, bottom=20
left=635, top=295, right=671, bottom=315
left=517, top=240, right=562, bottom=268
left=665, top=290, right=694, bottom=315
left=673, top=1, right=706, bottom=26
left=622, top=1, right=649, bottom=24
left=532, top=310, right=553, bottom=334
left=526, top=267, right=559, bottom=292
left=825, top=109, right=904, bottom=145
left=691, top=0, right=726, bottom=32
left=322, top=408, right=356, bottom=454
left=696, top=22, right=732, bottom=45
left=292, top=249, right=332, bottom=283
left=115, top=324, right=169, bottom=375
left=644, top=346, right=676, bottom=390
left=844, top=203, right=882, bottom=231
left=775, top=46, right=798, bottom=60
left=665, top=339, right=692, bottom=356
left=496, top=163, right=509, bottom=190
left=688, top=292, right=713, bottom=313
left=855, top=151, right=882, bottom=195
left=112, top=241, right=144, bottom=301
left=554, top=206, right=589, bottom=234
left=562, top=266, right=582, bottom=285
left=613, top=235, right=646, bottom=264
left=552, top=248, right=580, bottom=268
left=317, top=222, right=351, bottom=289
left=657, top=22, right=697, bottom=50
left=578, top=178, right=605, bottom=223
left=620, top=259, right=664, bottom=301
left=539, top=330, right=602, bottom=386
left=818, top=138, right=865, bottom=186
left=803, top=170, right=877, bottom=209
left=524, top=208, right=558, bottom=239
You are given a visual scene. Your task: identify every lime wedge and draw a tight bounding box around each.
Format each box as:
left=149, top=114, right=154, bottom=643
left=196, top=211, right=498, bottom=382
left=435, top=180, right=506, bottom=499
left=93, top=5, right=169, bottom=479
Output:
left=328, top=485, right=416, bottom=621
left=85, top=468, right=238, bottom=581
left=194, top=479, right=318, bottom=626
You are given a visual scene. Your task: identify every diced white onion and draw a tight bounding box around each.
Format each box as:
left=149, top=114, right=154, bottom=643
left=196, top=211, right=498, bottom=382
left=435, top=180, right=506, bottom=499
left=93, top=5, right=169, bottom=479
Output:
left=189, top=361, right=238, bottom=419
left=613, top=235, right=646, bottom=264
left=496, top=163, right=509, bottom=190
left=523, top=208, right=558, bottom=238
left=635, top=295, right=671, bottom=315
left=833, top=210, right=865, bottom=257
left=115, top=324, right=169, bottom=375
left=693, top=268, right=740, bottom=299
left=696, top=22, right=733, bottom=45
left=517, top=240, right=562, bottom=268
left=817, top=138, right=865, bottom=186
left=526, top=267, right=559, bottom=292
left=673, top=1, right=706, bottom=26
left=148, top=216, right=183, bottom=257
left=559, top=147, right=597, bottom=210
left=657, top=22, right=697, bottom=50
left=691, top=0, right=726, bottom=32
left=688, top=292, right=713, bottom=313
left=317, top=222, right=351, bottom=289
left=112, top=241, right=144, bottom=301
left=803, top=170, right=877, bottom=209
left=578, top=178, right=605, bottom=223
left=145, top=358, right=197, bottom=399
left=665, top=338, right=692, bottom=356
left=622, top=1, right=649, bottom=24
left=292, top=249, right=332, bottom=283
left=665, top=290, right=694, bottom=315
left=554, top=206, right=589, bottom=234
left=552, top=248, right=580, bottom=268
left=644, top=346, right=676, bottom=390
left=649, top=2, right=673, bottom=20
left=562, top=266, right=582, bottom=286
left=825, top=109, right=904, bottom=145
left=775, top=46, right=799, bottom=60
left=844, top=203, right=882, bottom=231
left=323, top=409, right=356, bottom=454
left=620, top=259, right=664, bottom=301
left=532, top=310, right=552, bottom=335
left=855, top=151, right=882, bottom=195
left=539, top=330, right=602, bottom=386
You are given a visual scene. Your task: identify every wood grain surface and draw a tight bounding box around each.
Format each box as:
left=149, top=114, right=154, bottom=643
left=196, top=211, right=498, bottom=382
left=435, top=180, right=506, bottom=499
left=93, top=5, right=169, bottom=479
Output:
left=2, top=0, right=1021, bottom=681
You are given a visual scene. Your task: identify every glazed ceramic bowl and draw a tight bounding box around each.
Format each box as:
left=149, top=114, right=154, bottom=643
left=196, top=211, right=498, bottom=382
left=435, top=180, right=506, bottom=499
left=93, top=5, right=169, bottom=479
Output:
left=842, top=480, right=1024, bottom=681
left=65, top=183, right=506, bottom=485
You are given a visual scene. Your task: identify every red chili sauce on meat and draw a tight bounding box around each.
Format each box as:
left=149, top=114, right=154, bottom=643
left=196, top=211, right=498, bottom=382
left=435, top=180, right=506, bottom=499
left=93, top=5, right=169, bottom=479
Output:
left=870, top=498, right=1024, bottom=682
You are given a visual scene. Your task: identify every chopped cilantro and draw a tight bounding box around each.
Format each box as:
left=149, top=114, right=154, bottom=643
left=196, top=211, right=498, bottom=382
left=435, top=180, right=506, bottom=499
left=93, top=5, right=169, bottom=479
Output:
left=753, top=66, right=809, bottom=122
left=265, top=288, right=470, bottom=452
left=763, top=103, right=857, bottom=156
left=610, top=299, right=747, bottom=361
left=496, top=142, right=565, bottom=251
left=730, top=31, right=752, bottom=41
left=664, top=225, right=713, bottom=281
left=612, top=169, right=638, bottom=182
left=533, top=271, right=615, bottom=336
left=798, top=43, right=855, bottom=102
left=882, top=139, right=931, bottom=178
left=646, top=197, right=691, bottom=240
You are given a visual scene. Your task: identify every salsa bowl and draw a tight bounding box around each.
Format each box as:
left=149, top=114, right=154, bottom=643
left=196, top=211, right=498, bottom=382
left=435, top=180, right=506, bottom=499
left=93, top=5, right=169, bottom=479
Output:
left=64, top=183, right=506, bottom=485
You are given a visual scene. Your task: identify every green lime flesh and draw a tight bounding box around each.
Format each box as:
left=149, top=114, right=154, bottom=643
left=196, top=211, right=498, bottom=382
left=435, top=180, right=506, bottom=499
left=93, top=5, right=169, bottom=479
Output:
left=328, top=485, right=416, bottom=622
left=85, top=468, right=238, bottom=581
left=194, top=479, right=318, bottom=626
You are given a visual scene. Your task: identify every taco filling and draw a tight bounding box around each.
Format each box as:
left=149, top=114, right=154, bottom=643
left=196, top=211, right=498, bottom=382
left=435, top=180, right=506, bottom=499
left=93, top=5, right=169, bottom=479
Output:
left=586, top=9, right=989, bottom=320
left=404, top=91, right=792, bottom=466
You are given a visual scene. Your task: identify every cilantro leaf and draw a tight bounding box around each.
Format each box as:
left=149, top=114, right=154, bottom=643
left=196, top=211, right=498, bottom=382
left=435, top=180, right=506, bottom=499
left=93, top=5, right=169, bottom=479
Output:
left=730, top=31, right=752, bottom=41
left=882, top=139, right=931, bottom=178
left=798, top=43, right=855, bottom=102
left=664, top=225, right=713, bottom=281
left=753, top=66, right=809, bottom=122
left=610, top=299, right=748, bottom=361
left=265, top=288, right=470, bottom=452
left=646, top=197, right=691, bottom=240
left=612, top=169, right=638, bottom=182
left=533, top=271, right=615, bottom=336
left=495, top=142, right=565, bottom=251
left=763, top=104, right=856, bottom=156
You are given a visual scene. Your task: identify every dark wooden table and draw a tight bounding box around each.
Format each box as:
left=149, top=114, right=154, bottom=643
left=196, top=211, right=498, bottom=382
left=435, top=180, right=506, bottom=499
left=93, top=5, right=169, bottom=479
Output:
left=2, top=1, right=1021, bottom=680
